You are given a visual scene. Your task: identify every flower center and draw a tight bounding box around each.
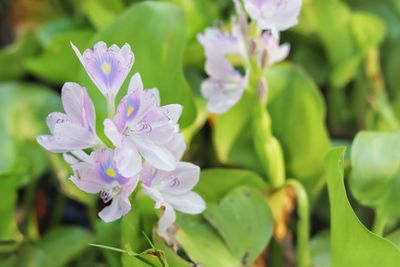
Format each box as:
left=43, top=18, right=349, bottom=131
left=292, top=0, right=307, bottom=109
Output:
left=106, top=167, right=117, bottom=178
left=101, top=62, right=112, bottom=75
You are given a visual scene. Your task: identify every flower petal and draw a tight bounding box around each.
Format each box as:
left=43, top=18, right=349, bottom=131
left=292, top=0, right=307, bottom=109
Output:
left=115, top=139, right=142, bottom=177
left=128, top=72, right=144, bottom=93
left=165, top=133, right=186, bottom=161
left=153, top=162, right=200, bottom=195
left=104, top=119, right=123, bottom=146
left=71, top=41, right=134, bottom=100
left=70, top=161, right=104, bottom=194
left=157, top=204, right=176, bottom=236
left=164, top=192, right=206, bottom=214
left=162, top=104, right=183, bottom=124
left=135, top=140, right=176, bottom=171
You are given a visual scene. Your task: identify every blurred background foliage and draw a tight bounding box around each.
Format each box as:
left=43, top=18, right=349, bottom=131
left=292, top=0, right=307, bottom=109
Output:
left=1, top=0, right=400, bottom=266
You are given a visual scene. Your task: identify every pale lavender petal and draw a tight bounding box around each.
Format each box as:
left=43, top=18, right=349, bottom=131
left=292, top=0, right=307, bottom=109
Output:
left=61, top=83, right=96, bottom=131
left=71, top=41, right=134, bottom=100
left=153, top=162, right=200, bottom=195
left=164, top=192, right=206, bottom=214
left=261, top=31, right=290, bottom=65
left=137, top=109, right=176, bottom=145
left=46, top=112, right=68, bottom=133
left=37, top=122, right=96, bottom=153
left=70, top=161, right=104, bottom=193
left=115, top=139, right=142, bottom=177
left=135, top=140, right=176, bottom=171
left=244, top=0, right=302, bottom=31
left=98, top=197, right=126, bottom=223
left=201, top=75, right=247, bottom=114
left=128, top=72, right=144, bottom=93
left=104, top=119, right=123, bottom=146
left=63, top=150, right=90, bottom=164
left=162, top=104, right=183, bottom=124
left=165, top=133, right=186, bottom=161
left=157, top=204, right=176, bottom=236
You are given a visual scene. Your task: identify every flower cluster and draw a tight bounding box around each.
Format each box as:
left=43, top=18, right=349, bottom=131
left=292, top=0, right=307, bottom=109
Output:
left=37, top=41, right=206, bottom=236
left=198, top=0, right=302, bottom=114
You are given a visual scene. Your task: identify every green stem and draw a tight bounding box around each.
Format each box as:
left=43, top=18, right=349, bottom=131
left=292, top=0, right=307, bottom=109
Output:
left=365, top=48, right=400, bottom=130
left=372, top=211, right=388, bottom=236
left=107, top=97, right=115, bottom=118
left=252, top=103, right=286, bottom=187
left=286, top=179, right=311, bottom=267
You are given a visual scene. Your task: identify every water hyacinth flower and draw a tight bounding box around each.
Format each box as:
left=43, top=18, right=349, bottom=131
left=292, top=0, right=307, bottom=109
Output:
left=71, top=41, right=134, bottom=107
left=104, top=73, right=183, bottom=176
left=140, top=162, right=206, bottom=236
left=38, top=40, right=205, bottom=229
left=244, top=0, right=302, bottom=31
left=198, top=0, right=301, bottom=114
left=70, top=148, right=138, bottom=222
left=259, top=30, right=290, bottom=66
left=37, top=82, right=102, bottom=153
left=198, top=27, right=249, bottom=114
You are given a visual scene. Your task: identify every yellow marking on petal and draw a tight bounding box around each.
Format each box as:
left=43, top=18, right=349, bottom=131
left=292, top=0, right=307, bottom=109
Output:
left=106, top=167, right=116, bottom=178
left=151, top=167, right=157, bottom=176
left=101, top=63, right=111, bottom=75
left=127, top=106, right=134, bottom=116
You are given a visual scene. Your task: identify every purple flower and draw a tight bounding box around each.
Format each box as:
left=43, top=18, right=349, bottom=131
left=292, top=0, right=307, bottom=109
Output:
left=37, top=82, right=102, bottom=153
left=70, top=148, right=138, bottom=222
left=71, top=41, right=134, bottom=104
left=243, top=0, right=302, bottom=31
left=198, top=27, right=249, bottom=114
left=259, top=30, right=290, bottom=66
left=104, top=73, right=183, bottom=176
left=140, top=162, right=206, bottom=236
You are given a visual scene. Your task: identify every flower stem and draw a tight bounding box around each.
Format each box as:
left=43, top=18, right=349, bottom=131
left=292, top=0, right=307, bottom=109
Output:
left=372, top=211, right=388, bottom=236
left=286, top=179, right=311, bottom=267
left=107, top=97, right=115, bottom=118
left=252, top=102, right=285, bottom=187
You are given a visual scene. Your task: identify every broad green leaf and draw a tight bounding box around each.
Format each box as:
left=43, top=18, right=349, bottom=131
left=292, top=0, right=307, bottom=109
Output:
left=196, top=168, right=268, bottom=203
left=13, top=227, right=94, bottom=267
left=175, top=215, right=241, bottom=267
left=0, top=33, right=40, bottom=81
left=0, top=82, right=61, bottom=184
left=25, top=29, right=95, bottom=84
left=267, top=64, right=330, bottom=184
left=350, top=131, right=400, bottom=218
left=325, top=147, right=400, bottom=267
left=310, top=231, right=330, bottom=267
left=83, top=0, right=124, bottom=30
left=204, top=187, right=273, bottom=266
left=213, top=92, right=256, bottom=162
left=81, top=1, right=196, bottom=128
left=95, top=220, right=122, bottom=267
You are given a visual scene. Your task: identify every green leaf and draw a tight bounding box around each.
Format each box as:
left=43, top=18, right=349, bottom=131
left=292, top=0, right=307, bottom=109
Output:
left=175, top=215, right=241, bottom=267
left=83, top=0, right=124, bottom=30
left=0, top=33, right=40, bottom=81
left=25, top=29, right=95, bottom=84
left=204, top=187, right=273, bottom=266
left=0, top=187, right=18, bottom=242
left=0, top=82, right=61, bottom=184
left=13, top=227, right=94, bottom=267
left=267, top=64, right=330, bottom=184
left=310, top=231, right=330, bottom=267
left=81, top=1, right=196, bottom=128
left=213, top=92, right=256, bottom=162
left=325, top=147, right=400, bottom=267
left=350, top=131, right=400, bottom=218
left=196, top=168, right=268, bottom=203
